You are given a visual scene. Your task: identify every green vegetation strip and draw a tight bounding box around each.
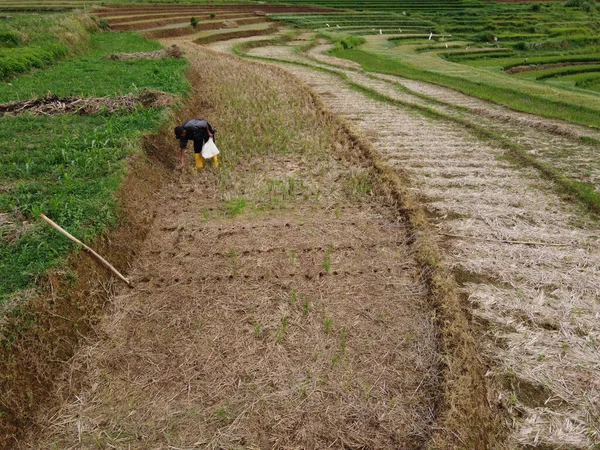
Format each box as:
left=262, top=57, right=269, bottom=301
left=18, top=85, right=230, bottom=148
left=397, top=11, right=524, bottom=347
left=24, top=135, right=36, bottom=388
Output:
left=330, top=47, right=600, bottom=129
left=0, top=31, right=188, bottom=304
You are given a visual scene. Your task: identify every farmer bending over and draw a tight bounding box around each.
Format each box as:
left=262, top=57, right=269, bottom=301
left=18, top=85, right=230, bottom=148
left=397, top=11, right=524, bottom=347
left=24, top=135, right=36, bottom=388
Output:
left=174, top=118, right=218, bottom=169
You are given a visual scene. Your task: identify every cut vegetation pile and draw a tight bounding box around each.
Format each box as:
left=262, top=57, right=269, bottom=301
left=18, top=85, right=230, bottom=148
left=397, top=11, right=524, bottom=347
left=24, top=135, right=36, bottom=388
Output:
left=105, top=43, right=181, bottom=59
left=0, top=89, right=174, bottom=115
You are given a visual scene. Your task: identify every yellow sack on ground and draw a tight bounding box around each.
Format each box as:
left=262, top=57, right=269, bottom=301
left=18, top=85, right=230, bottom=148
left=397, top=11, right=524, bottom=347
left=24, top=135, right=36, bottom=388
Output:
left=201, top=137, right=220, bottom=159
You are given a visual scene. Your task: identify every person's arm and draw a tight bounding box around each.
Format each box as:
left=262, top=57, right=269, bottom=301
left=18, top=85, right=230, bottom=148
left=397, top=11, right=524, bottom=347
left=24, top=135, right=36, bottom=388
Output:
left=179, top=138, right=188, bottom=166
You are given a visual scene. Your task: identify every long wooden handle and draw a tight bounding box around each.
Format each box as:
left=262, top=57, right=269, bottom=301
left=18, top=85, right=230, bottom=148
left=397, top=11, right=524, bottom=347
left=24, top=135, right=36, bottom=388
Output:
left=40, top=214, right=132, bottom=287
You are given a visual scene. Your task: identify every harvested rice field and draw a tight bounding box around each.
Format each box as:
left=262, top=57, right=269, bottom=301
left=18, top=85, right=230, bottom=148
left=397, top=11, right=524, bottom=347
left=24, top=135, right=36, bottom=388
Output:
left=3, top=2, right=600, bottom=450
left=19, top=44, right=447, bottom=450
left=235, top=35, right=600, bottom=449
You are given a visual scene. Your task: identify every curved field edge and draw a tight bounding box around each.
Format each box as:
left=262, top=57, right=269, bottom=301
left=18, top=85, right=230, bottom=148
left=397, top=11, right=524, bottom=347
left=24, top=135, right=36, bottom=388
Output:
left=233, top=37, right=504, bottom=448
left=0, top=32, right=188, bottom=446
left=329, top=47, right=600, bottom=130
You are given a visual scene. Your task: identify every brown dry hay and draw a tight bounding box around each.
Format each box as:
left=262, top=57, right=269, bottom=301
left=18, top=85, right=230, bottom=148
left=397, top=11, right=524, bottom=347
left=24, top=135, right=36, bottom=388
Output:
left=19, top=44, right=442, bottom=450
left=255, top=40, right=600, bottom=448
left=222, top=19, right=238, bottom=28
left=0, top=211, right=29, bottom=246
left=506, top=61, right=600, bottom=74
left=215, top=35, right=502, bottom=449
left=0, top=149, right=171, bottom=449
left=0, top=89, right=174, bottom=116
left=144, top=18, right=269, bottom=40
left=105, top=44, right=181, bottom=60
left=468, top=107, right=580, bottom=138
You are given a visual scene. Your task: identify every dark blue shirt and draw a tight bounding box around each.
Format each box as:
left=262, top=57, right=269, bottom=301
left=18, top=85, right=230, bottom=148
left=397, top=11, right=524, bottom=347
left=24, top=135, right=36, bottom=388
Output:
left=180, top=118, right=215, bottom=152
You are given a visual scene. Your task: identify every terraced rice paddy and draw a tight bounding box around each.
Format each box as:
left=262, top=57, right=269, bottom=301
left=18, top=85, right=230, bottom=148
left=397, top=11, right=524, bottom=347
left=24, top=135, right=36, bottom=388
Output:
left=269, top=0, right=600, bottom=96
left=94, top=4, right=336, bottom=39
left=3, top=1, right=600, bottom=449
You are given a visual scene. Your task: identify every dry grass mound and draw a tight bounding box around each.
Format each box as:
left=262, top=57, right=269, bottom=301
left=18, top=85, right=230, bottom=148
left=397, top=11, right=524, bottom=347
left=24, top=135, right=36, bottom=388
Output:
left=222, top=19, right=238, bottom=28
left=106, top=44, right=182, bottom=59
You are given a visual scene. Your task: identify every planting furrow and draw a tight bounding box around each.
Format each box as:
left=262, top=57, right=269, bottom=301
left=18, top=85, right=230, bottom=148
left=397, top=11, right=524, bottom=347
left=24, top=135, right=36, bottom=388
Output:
left=243, top=43, right=600, bottom=449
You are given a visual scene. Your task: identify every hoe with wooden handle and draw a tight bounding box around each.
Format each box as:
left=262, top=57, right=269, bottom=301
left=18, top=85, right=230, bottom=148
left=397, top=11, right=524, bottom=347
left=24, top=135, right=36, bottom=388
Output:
left=40, top=213, right=132, bottom=287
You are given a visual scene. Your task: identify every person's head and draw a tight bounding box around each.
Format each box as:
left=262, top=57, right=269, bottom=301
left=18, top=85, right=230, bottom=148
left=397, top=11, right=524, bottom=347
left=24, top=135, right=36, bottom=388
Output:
left=174, top=125, right=186, bottom=139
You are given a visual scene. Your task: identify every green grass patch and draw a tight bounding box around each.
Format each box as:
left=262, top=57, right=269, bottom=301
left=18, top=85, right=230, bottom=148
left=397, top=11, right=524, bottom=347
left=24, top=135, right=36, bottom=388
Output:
left=0, top=32, right=188, bottom=101
left=0, top=31, right=188, bottom=305
left=224, top=198, right=247, bottom=217
left=0, top=13, right=97, bottom=80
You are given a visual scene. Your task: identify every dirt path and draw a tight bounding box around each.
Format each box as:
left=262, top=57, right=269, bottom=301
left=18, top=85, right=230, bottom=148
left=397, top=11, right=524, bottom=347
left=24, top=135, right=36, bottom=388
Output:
left=237, top=40, right=600, bottom=449
left=21, top=44, right=440, bottom=449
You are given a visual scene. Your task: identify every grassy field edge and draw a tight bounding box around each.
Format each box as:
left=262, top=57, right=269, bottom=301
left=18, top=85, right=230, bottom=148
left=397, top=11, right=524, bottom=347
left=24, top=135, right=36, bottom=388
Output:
left=0, top=141, right=176, bottom=447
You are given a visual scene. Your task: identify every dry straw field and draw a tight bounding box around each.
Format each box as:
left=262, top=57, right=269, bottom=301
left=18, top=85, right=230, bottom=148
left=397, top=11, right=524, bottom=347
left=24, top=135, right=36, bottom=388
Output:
left=238, top=32, right=600, bottom=449
left=5, top=3, right=600, bottom=450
